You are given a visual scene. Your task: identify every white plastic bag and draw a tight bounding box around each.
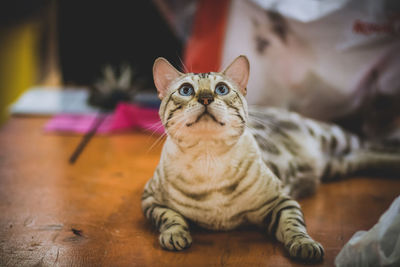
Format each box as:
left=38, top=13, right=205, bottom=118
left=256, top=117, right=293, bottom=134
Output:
left=335, top=195, right=400, bottom=267
left=221, top=0, right=400, bottom=139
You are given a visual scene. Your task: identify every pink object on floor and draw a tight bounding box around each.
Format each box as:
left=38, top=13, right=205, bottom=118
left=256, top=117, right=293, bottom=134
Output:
left=44, top=103, right=164, bottom=135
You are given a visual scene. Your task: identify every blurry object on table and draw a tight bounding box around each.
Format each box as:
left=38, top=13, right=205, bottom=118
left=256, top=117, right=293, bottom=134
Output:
left=88, top=64, right=138, bottom=111
left=155, top=0, right=400, bottom=141
left=10, top=84, right=162, bottom=136
left=44, top=103, right=163, bottom=135
left=9, top=87, right=97, bottom=115
left=89, top=64, right=161, bottom=110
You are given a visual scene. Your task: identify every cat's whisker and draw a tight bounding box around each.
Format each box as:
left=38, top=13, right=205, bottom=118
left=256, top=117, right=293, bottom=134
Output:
left=146, top=124, right=165, bottom=140
left=247, top=116, right=266, bottom=124
left=162, top=110, right=191, bottom=137
left=146, top=111, right=193, bottom=142
left=177, top=55, right=189, bottom=73
left=144, top=121, right=164, bottom=134
left=146, top=131, right=167, bottom=153
left=142, top=120, right=168, bottom=145
left=143, top=121, right=163, bottom=131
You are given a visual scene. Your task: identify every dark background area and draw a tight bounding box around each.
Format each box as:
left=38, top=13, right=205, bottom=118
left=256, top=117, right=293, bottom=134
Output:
left=0, top=0, right=48, bottom=26
left=57, top=0, right=183, bottom=89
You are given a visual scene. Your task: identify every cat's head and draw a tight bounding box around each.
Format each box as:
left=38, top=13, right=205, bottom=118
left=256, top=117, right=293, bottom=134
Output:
left=153, top=56, right=250, bottom=142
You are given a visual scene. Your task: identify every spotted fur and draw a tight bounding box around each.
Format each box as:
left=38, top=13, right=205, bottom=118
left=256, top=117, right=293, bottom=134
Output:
left=142, top=56, right=400, bottom=262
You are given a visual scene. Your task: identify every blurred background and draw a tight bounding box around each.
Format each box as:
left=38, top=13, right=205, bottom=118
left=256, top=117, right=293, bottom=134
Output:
left=0, top=0, right=399, bottom=141
left=0, top=0, right=183, bottom=124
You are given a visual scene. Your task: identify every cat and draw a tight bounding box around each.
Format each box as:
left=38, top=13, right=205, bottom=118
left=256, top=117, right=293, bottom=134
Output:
left=141, top=55, right=400, bottom=262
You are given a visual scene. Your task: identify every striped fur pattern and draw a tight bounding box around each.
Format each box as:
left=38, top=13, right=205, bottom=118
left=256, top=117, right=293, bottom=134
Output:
left=248, top=106, right=400, bottom=198
left=142, top=56, right=400, bottom=262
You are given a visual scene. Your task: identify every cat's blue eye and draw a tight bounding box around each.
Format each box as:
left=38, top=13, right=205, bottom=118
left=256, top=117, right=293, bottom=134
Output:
left=215, top=83, right=229, bottom=96
left=178, top=84, right=194, bottom=96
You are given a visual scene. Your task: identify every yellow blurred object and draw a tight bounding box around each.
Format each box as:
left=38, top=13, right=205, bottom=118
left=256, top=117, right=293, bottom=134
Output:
left=0, top=21, right=39, bottom=126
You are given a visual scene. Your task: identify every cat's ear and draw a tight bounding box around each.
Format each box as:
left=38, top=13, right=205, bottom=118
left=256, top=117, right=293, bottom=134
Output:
left=153, top=57, right=183, bottom=99
left=222, top=55, right=250, bottom=96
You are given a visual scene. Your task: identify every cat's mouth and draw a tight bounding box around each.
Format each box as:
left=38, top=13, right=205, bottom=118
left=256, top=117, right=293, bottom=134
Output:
left=185, top=109, right=225, bottom=127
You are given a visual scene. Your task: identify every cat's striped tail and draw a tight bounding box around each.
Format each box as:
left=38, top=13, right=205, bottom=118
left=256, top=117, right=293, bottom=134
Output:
left=321, top=141, right=400, bottom=181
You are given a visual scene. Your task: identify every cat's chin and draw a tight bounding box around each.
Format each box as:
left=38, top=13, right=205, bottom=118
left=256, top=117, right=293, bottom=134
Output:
left=185, top=111, right=226, bottom=128
left=186, top=122, right=225, bottom=135
left=171, top=123, right=244, bottom=144
left=167, top=121, right=227, bottom=139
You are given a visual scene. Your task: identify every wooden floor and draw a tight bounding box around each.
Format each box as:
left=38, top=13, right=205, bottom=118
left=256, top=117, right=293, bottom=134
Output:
left=0, top=117, right=399, bottom=267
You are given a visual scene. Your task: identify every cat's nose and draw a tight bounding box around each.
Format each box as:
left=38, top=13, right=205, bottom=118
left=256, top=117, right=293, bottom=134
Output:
left=198, top=93, right=214, bottom=106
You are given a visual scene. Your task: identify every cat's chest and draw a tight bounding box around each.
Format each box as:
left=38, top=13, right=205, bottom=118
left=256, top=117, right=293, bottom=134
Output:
left=169, top=151, right=233, bottom=184
left=164, top=138, right=242, bottom=181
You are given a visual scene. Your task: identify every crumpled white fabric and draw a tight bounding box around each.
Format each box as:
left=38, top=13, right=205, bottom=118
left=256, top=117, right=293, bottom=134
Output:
left=335, top=195, right=400, bottom=267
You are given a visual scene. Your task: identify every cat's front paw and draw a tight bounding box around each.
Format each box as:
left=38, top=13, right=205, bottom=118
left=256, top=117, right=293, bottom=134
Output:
left=159, top=228, right=192, bottom=251
left=286, top=237, right=324, bottom=262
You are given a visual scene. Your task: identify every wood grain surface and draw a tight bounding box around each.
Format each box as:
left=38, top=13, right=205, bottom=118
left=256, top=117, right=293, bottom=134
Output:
left=0, top=117, right=399, bottom=267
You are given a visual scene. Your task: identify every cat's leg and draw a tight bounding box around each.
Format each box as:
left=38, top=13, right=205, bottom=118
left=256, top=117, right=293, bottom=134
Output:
left=264, top=196, right=324, bottom=261
left=142, top=187, right=192, bottom=251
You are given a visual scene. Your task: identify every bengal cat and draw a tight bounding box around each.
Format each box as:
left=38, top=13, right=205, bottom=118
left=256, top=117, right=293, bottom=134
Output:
left=141, top=55, right=400, bottom=262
